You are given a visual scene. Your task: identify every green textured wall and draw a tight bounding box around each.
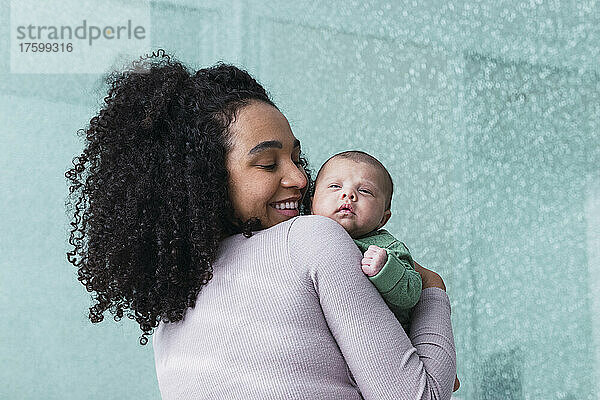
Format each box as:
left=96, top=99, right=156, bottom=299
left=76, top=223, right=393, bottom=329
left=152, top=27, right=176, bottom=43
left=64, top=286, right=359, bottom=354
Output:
left=1, top=1, right=598, bottom=399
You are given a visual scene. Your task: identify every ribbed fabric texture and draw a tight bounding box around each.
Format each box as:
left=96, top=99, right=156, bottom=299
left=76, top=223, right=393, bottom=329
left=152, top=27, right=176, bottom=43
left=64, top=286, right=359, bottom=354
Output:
left=153, top=215, right=456, bottom=400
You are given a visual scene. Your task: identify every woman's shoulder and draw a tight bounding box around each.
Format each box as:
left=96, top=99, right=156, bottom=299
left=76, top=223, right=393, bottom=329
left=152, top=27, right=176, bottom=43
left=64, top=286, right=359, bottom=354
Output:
left=286, top=215, right=357, bottom=253
left=289, top=214, right=340, bottom=227
left=285, top=216, right=364, bottom=290
left=287, top=215, right=347, bottom=237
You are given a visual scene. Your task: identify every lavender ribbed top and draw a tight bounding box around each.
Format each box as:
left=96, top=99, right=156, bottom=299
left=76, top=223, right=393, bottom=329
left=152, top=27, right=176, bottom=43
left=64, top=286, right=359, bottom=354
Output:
left=153, top=215, right=456, bottom=399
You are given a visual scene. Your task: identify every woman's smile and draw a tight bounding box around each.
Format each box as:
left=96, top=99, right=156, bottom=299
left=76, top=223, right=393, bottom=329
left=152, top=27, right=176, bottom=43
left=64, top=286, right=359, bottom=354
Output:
left=269, top=202, right=299, bottom=217
left=270, top=197, right=301, bottom=217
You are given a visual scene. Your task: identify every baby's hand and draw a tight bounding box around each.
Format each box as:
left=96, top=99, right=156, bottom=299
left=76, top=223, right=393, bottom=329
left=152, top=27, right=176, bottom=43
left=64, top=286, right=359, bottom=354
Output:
left=361, top=245, right=388, bottom=277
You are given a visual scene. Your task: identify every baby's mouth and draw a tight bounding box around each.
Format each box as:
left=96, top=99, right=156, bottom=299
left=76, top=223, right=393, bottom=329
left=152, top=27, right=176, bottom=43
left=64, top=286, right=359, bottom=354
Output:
left=336, top=203, right=355, bottom=214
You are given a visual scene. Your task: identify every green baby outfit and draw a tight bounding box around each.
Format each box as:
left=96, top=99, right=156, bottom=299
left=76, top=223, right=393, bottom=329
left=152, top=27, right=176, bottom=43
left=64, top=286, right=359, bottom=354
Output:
left=354, top=230, right=422, bottom=333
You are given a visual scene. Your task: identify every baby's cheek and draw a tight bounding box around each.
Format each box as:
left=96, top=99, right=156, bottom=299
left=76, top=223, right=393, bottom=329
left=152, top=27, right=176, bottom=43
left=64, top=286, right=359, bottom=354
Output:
left=309, top=196, right=324, bottom=215
left=311, top=200, right=334, bottom=218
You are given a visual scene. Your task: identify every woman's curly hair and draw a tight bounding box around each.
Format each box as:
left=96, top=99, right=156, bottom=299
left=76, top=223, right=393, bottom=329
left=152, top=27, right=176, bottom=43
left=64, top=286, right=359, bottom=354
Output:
left=65, top=49, right=313, bottom=345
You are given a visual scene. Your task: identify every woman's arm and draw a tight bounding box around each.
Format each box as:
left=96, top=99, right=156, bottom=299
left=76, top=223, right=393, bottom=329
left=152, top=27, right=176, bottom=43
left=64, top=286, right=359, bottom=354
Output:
left=287, top=215, right=456, bottom=400
left=413, top=260, right=446, bottom=291
left=412, top=260, right=461, bottom=393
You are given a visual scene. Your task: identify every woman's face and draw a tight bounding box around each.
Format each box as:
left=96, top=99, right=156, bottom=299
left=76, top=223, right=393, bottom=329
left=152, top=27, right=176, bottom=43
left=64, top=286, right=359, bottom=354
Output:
left=226, top=100, right=308, bottom=230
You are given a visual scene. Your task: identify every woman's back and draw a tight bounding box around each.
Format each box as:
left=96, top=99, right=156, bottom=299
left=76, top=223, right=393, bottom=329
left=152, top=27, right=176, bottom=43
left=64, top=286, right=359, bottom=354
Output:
left=153, top=215, right=456, bottom=400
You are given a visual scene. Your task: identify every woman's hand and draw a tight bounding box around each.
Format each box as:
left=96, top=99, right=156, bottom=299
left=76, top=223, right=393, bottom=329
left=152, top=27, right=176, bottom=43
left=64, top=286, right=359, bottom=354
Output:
left=413, top=260, right=446, bottom=291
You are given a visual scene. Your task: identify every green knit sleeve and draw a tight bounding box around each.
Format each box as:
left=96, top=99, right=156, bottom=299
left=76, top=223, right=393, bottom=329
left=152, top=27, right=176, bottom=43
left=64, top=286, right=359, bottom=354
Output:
left=368, top=240, right=422, bottom=311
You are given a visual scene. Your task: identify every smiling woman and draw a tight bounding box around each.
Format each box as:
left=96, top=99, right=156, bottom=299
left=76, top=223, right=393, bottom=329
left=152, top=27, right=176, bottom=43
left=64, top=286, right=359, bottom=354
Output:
left=226, top=101, right=308, bottom=230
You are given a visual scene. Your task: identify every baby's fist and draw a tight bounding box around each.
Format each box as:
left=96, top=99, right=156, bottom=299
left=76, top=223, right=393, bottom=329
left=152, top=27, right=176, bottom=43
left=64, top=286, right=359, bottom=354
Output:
left=361, top=245, right=388, bottom=277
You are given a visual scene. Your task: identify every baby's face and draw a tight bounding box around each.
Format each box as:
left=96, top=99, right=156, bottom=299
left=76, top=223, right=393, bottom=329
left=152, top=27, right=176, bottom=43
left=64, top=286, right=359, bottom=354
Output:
left=312, top=158, right=391, bottom=239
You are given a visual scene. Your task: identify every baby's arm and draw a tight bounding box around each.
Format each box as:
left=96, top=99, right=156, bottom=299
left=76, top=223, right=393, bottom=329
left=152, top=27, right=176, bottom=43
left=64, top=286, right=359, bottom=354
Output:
left=361, top=242, right=422, bottom=311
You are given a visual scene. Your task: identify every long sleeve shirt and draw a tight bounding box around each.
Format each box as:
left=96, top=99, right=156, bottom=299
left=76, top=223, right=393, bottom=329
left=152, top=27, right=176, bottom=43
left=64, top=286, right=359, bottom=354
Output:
left=353, top=230, right=423, bottom=332
left=153, top=215, right=457, bottom=399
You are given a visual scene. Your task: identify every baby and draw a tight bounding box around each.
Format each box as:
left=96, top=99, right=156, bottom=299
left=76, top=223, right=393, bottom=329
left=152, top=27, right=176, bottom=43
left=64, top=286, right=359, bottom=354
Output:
left=311, top=150, right=460, bottom=392
left=311, top=150, right=421, bottom=332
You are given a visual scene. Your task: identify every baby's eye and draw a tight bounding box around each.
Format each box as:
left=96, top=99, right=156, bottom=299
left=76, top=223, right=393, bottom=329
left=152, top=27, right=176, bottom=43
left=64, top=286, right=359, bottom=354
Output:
left=359, top=189, right=373, bottom=195
left=328, top=184, right=341, bottom=189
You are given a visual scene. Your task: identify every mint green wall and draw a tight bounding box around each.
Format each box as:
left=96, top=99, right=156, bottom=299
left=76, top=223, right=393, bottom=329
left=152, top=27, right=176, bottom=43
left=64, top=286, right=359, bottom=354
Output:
left=1, top=1, right=598, bottom=399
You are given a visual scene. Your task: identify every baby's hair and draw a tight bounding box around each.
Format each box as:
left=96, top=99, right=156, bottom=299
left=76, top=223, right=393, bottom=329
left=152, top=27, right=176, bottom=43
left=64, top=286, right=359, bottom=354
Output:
left=314, top=150, right=394, bottom=210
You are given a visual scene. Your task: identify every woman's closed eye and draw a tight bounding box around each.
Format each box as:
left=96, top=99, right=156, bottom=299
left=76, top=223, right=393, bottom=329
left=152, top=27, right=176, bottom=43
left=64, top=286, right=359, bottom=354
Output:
left=257, top=159, right=303, bottom=171
left=257, top=164, right=277, bottom=170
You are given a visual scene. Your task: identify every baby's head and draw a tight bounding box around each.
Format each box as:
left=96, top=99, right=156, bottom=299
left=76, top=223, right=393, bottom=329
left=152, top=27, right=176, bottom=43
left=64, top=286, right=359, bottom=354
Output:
left=311, top=151, right=393, bottom=239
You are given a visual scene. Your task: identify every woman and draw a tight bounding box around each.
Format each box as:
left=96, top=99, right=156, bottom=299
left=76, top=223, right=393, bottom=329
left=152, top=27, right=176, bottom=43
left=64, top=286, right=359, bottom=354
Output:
left=65, top=50, right=456, bottom=399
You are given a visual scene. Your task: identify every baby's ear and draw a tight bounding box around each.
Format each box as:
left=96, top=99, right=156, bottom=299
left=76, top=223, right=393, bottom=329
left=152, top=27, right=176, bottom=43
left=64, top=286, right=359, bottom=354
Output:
left=378, top=209, right=392, bottom=229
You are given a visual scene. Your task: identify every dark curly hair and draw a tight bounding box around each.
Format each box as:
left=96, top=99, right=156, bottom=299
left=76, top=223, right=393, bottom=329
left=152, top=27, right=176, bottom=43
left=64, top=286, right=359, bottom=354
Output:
left=65, top=49, right=313, bottom=345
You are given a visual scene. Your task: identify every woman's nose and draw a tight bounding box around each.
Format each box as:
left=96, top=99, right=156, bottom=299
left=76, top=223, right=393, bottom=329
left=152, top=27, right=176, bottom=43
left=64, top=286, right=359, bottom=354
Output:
left=281, top=162, right=308, bottom=189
